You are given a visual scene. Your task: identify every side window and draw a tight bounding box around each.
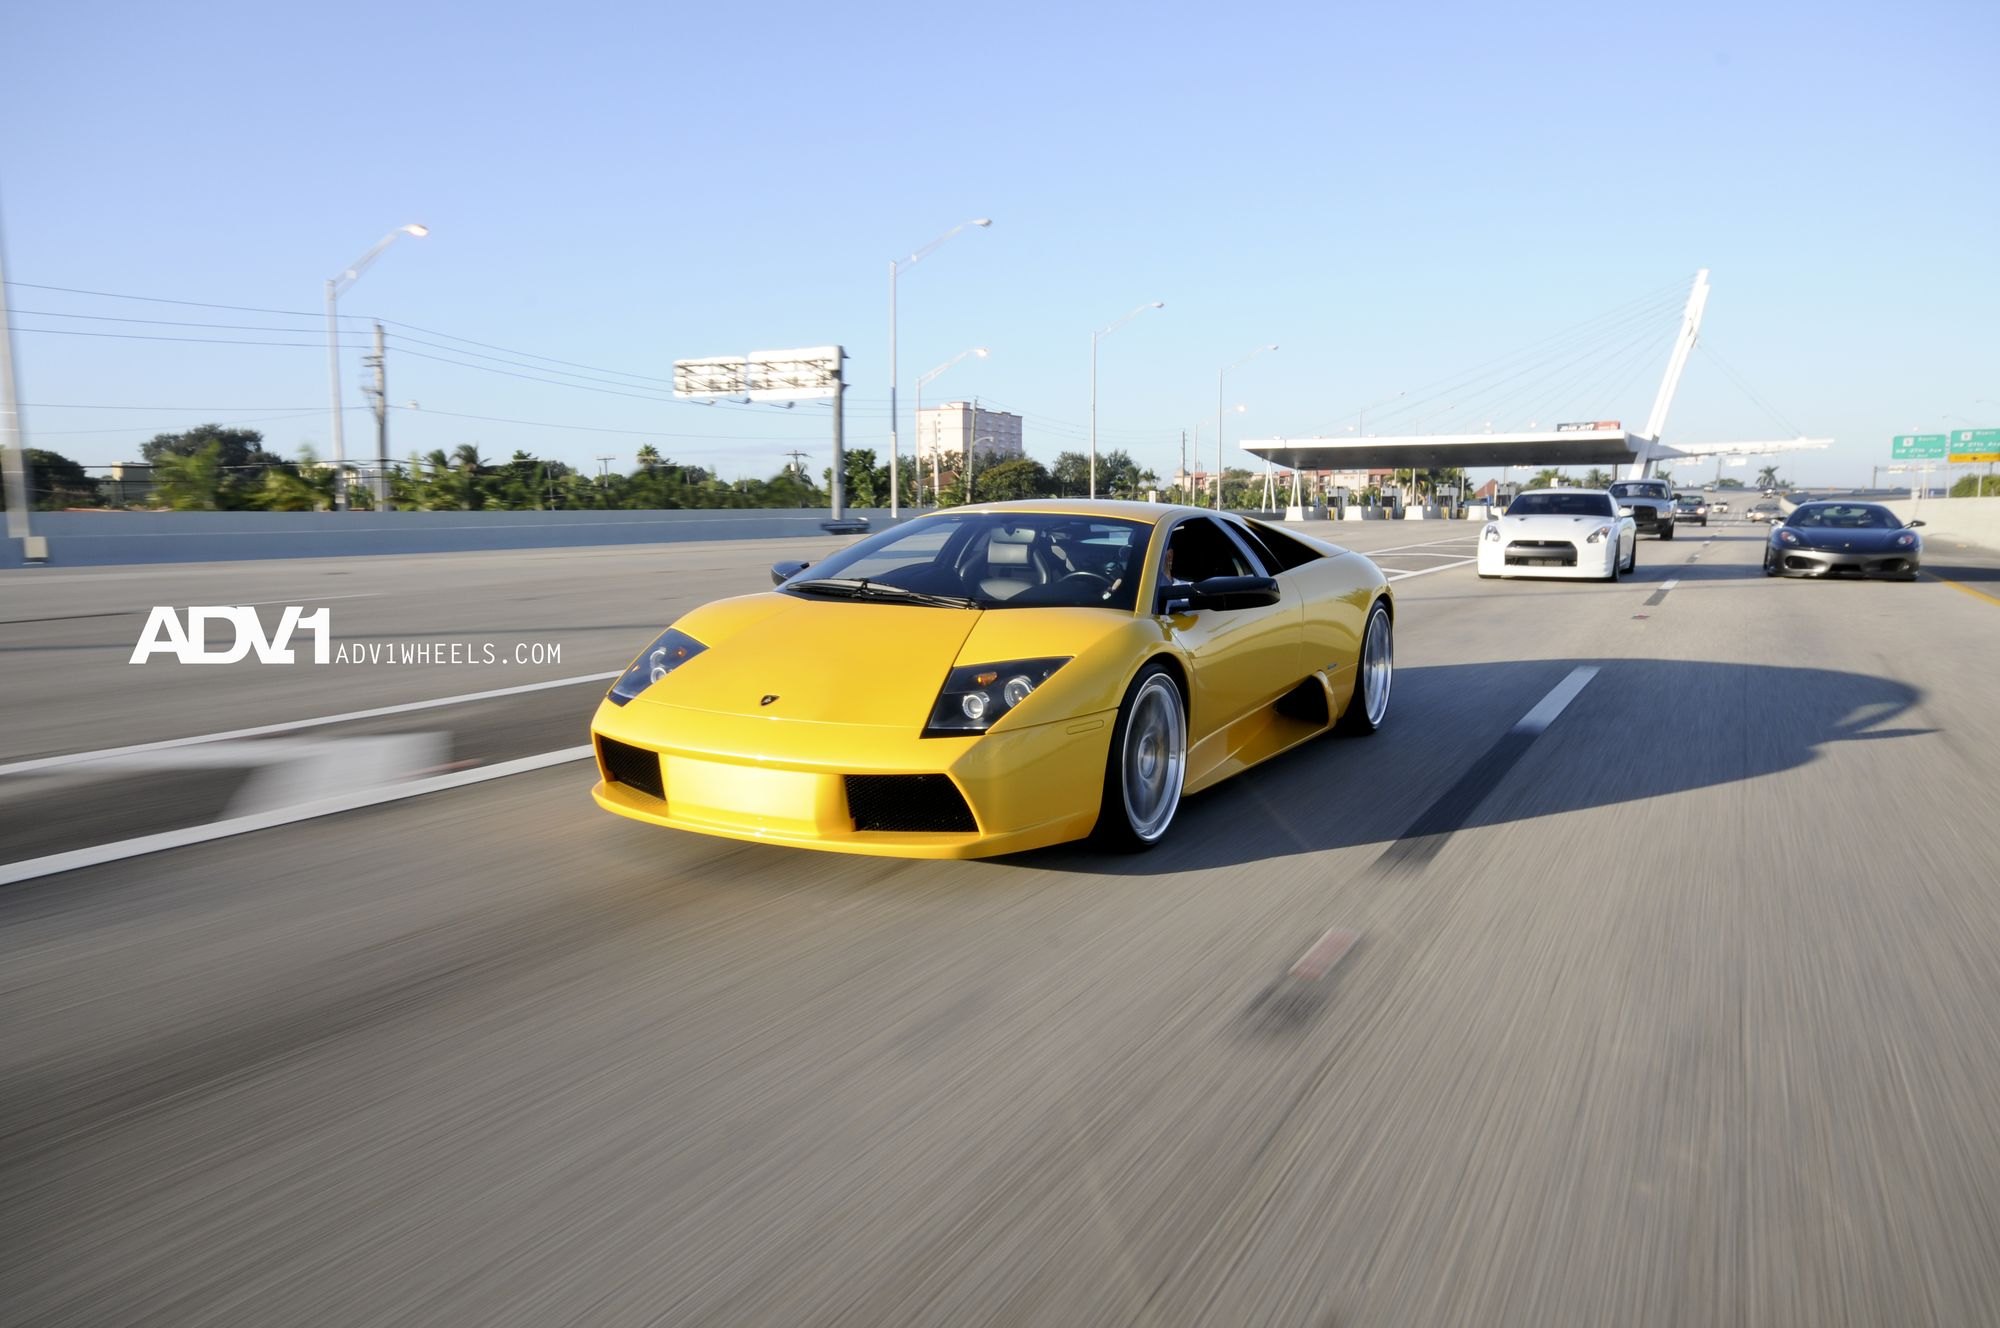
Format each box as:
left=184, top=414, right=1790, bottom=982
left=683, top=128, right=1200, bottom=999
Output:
left=1164, top=517, right=1252, bottom=585
left=1220, top=519, right=1278, bottom=575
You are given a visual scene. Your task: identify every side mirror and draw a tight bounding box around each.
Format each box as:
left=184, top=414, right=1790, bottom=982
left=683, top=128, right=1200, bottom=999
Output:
left=771, top=559, right=811, bottom=586
left=1177, top=575, right=1280, bottom=612
left=1907, top=519, right=1926, bottom=528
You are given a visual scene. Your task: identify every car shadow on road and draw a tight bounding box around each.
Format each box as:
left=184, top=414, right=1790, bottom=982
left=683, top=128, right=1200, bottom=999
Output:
left=1011, top=658, right=1930, bottom=877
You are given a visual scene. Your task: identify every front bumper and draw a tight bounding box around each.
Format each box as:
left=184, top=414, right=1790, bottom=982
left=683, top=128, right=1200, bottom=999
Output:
left=588, top=697, right=1115, bottom=858
left=1477, top=539, right=1618, bottom=580
left=1771, top=548, right=1920, bottom=579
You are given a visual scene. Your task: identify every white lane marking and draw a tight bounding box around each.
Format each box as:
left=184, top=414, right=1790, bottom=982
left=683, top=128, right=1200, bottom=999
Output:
left=0, top=746, right=596, bottom=886
left=1361, top=537, right=1482, bottom=555
left=1660, top=577, right=1681, bottom=592
left=1289, top=927, right=1359, bottom=980
left=1383, top=559, right=1477, bottom=581
left=0, top=672, right=619, bottom=777
left=234, top=593, right=382, bottom=607
left=1371, top=550, right=1476, bottom=560
left=1513, top=666, right=1599, bottom=734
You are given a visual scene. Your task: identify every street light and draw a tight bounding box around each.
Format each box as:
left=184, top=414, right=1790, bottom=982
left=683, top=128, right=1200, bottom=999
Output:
left=1090, top=300, right=1165, bottom=498
left=326, top=222, right=427, bottom=510
left=916, top=347, right=988, bottom=506
left=888, top=218, right=991, bottom=520
left=1217, top=345, right=1277, bottom=509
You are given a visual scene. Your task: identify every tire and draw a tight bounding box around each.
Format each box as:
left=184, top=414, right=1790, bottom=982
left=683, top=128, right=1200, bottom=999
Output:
left=1763, top=549, right=1779, bottom=577
left=1624, top=540, right=1637, bottom=574
left=1603, top=548, right=1621, bottom=583
left=1660, top=521, right=1676, bottom=541
left=1335, top=599, right=1393, bottom=736
left=1093, top=663, right=1187, bottom=850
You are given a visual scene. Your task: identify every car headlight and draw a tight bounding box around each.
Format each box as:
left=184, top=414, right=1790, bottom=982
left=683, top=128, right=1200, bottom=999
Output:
left=607, top=627, right=707, bottom=705
left=1895, top=532, right=1917, bottom=548
left=1586, top=524, right=1611, bottom=544
left=1776, top=529, right=1799, bottom=545
left=924, top=657, right=1070, bottom=737
left=1482, top=524, right=1500, bottom=543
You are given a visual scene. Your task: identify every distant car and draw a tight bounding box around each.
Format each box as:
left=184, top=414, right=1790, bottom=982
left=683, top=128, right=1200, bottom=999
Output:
left=1765, top=502, right=1923, bottom=580
left=1712, top=498, right=1731, bottom=513
left=1673, top=493, right=1710, bottom=526
left=1746, top=503, right=1782, bottom=524
left=1607, top=478, right=1677, bottom=539
left=1477, top=488, right=1636, bottom=582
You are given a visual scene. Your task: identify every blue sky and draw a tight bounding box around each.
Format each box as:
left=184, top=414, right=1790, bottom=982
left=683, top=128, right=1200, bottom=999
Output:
left=7, top=0, right=1996, bottom=486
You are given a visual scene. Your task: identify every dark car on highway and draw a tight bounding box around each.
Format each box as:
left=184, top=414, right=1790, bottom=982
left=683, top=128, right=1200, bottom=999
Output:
left=1764, top=501, right=1924, bottom=580
left=1673, top=493, right=1710, bottom=526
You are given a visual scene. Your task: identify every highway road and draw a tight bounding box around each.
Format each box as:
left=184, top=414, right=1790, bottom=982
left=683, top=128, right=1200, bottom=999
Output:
left=5, top=519, right=2000, bottom=1326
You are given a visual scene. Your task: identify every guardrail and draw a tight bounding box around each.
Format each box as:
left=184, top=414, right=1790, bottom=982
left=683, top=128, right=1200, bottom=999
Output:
left=0, top=508, right=915, bottom=570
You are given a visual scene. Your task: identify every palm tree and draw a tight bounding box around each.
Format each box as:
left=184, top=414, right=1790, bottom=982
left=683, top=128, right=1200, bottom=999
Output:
left=635, top=444, right=661, bottom=472
left=1582, top=468, right=1612, bottom=489
left=450, top=444, right=488, bottom=510
left=1756, top=465, right=1780, bottom=491
left=1530, top=468, right=1571, bottom=489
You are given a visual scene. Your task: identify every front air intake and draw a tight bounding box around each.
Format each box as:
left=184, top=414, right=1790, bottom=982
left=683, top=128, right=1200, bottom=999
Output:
left=598, top=736, right=664, bottom=801
left=844, top=774, right=977, bottom=833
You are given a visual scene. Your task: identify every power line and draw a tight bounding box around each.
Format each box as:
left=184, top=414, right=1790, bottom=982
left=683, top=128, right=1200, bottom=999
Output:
left=9, top=326, right=368, bottom=349
left=3, top=280, right=343, bottom=321
left=1696, top=341, right=1804, bottom=438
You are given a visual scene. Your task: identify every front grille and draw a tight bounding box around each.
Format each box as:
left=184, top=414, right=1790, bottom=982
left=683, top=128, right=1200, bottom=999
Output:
left=845, top=774, right=977, bottom=833
left=599, top=736, right=664, bottom=801
left=1506, top=541, right=1577, bottom=567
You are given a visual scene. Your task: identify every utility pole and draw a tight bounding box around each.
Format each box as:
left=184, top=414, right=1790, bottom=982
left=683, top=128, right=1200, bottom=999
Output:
left=363, top=323, right=390, bottom=510
left=1179, top=431, right=1187, bottom=505
left=0, top=205, right=48, bottom=563
left=829, top=353, right=846, bottom=521
left=967, top=397, right=978, bottom=505
left=785, top=449, right=809, bottom=481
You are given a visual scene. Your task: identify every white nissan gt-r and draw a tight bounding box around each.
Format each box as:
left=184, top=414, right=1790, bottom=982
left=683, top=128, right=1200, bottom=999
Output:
left=1477, top=488, right=1638, bottom=582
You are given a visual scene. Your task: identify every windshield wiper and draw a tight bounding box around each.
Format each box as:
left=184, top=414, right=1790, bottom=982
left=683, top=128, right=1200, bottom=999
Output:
left=785, top=578, right=981, bottom=609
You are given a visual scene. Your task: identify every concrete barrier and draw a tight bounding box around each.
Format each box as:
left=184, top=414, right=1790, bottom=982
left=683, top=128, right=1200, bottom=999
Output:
left=1879, top=496, right=2000, bottom=556
left=0, top=508, right=916, bottom=570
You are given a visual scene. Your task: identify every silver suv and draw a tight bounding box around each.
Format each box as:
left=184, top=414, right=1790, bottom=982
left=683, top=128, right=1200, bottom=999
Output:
left=1608, top=479, right=1677, bottom=540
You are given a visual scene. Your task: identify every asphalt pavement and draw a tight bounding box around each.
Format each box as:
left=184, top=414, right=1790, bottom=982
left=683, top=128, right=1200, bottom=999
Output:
left=4, top=518, right=2000, bottom=1326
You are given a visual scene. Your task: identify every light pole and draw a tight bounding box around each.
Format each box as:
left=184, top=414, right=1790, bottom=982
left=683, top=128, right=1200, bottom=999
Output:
left=326, top=223, right=427, bottom=511
left=889, top=218, right=991, bottom=521
left=1217, top=345, right=1277, bottom=509
left=964, top=434, right=997, bottom=505
left=1090, top=301, right=1164, bottom=498
left=915, top=347, right=988, bottom=507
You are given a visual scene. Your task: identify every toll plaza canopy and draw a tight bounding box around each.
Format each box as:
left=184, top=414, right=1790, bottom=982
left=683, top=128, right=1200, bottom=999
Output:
left=1241, top=428, right=1647, bottom=472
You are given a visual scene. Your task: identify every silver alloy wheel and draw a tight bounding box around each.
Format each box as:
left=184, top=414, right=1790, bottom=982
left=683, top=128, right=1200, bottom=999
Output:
left=1121, top=674, right=1186, bottom=842
left=1360, top=607, right=1393, bottom=728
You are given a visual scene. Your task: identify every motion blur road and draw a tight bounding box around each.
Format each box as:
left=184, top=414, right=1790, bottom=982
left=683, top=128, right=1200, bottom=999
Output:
left=5, top=522, right=2000, bottom=1326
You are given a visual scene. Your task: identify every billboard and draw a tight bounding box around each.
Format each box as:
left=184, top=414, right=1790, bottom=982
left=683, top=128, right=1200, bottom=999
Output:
left=1554, top=420, right=1622, bottom=432
left=674, top=346, right=843, bottom=402
left=1949, top=427, right=2000, bottom=464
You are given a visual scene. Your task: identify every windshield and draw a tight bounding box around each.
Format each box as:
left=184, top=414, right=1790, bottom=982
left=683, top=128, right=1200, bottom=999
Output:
left=1507, top=492, right=1614, bottom=517
left=1609, top=482, right=1668, bottom=499
left=784, top=511, right=1151, bottom=610
left=1675, top=495, right=1704, bottom=507
left=1787, top=504, right=1898, bottom=530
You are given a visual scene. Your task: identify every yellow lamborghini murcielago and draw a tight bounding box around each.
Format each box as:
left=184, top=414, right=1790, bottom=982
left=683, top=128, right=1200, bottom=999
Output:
left=589, top=500, right=1393, bottom=857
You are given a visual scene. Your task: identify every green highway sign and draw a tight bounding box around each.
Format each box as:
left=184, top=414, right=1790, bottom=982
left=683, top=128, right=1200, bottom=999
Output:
left=1892, top=434, right=1948, bottom=460
left=1950, top=427, right=2000, bottom=463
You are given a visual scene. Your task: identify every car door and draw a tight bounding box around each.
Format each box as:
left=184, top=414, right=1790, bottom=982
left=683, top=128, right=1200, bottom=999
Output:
left=1154, top=516, right=1303, bottom=788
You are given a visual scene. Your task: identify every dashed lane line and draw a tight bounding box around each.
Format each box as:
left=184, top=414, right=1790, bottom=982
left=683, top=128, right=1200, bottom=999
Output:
left=0, top=671, right=620, bottom=777
left=0, top=745, right=597, bottom=887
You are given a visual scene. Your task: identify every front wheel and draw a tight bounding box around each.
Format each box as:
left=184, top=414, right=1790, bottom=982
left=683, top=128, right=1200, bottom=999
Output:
left=1763, top=549, right=1780, bottom=577
left=1335, top=600, right=1393, bottom=736
left=1093, top=664, right=1187, bottom=850
left=1660, top=522, right=1676, bottom=541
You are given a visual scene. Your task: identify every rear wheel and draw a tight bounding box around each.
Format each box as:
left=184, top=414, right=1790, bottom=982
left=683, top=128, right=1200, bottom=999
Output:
left=1093, top=664, right=1187, bottom=850
left=1335, top=600, right=1393, bottom=736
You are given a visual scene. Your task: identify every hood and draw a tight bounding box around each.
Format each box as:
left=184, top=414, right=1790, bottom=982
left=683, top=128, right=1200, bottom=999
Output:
left=1779, top=527, right=1910, bottom=552
left=638, top=595, right=982, bottom=727
left=1496, top=513, right=1617, bottom=534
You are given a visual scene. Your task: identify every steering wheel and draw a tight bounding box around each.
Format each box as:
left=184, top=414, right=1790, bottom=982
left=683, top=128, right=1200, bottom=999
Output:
left=1059, top=570, right=1111, bottom=590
